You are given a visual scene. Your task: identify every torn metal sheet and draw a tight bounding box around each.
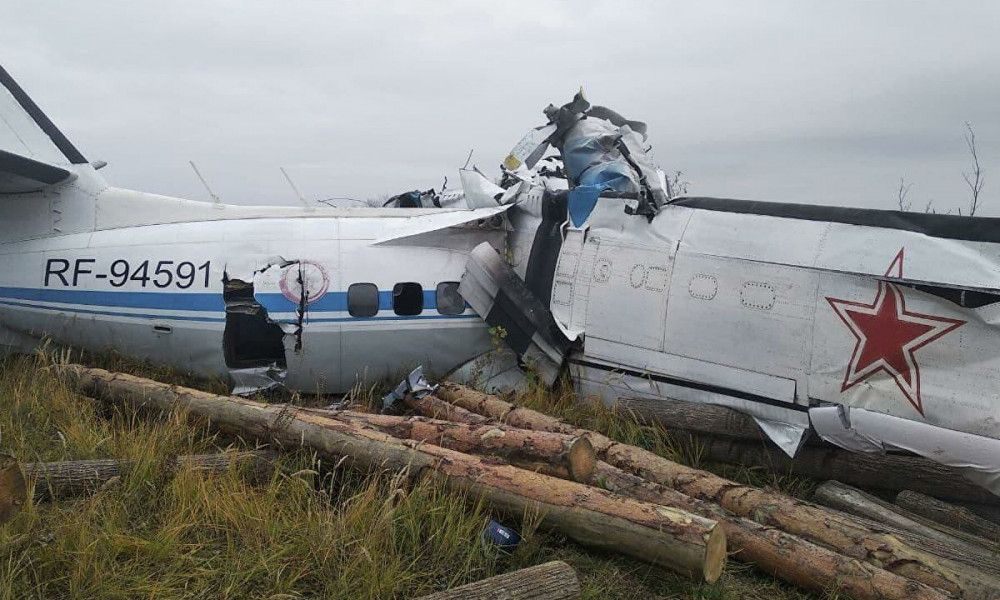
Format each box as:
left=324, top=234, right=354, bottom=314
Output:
left=811, top=405, right=1000, bottom=495
left=223, top=255, right=291, bottom=283
left=752, top=417, right=809, bottom=458
left=543, top=90, right=669, bottom=223
left=459, top=168, right=505, bottom=209
left=446, top=348, right=530, bottom=394
left=460, top=242, right=571, bottom=386
left=503, top=123, right=556, bottom=171
left=381, top=365, right=437, bottom=413
left=229, top=365, right=286, bottom=396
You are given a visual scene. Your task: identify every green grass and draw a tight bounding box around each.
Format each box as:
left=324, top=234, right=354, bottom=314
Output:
left=0, top=354, right=822, bottom=599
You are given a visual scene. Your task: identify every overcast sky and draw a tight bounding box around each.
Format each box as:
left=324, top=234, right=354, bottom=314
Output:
left=5, top=1, right=1000, bottom=214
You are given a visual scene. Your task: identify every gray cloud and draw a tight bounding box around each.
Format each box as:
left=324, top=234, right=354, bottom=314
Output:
left=5, top=1, right=1000, bottom=214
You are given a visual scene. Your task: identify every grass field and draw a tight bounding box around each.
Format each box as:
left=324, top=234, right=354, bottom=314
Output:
left=0, top=352, right=825, bottom=599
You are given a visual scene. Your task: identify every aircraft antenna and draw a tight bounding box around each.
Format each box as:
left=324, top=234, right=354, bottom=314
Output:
left=280, top=166, right=310, bottom=208
left=189, top=161, right=222, bottom=205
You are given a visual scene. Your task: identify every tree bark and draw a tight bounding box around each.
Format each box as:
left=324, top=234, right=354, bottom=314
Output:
left=328, top=411, right=596, bottom=483
left=814, top=481, right=1000, bottom=576
left=55, top=364, right=727, bottom=583
left=414, top=561, right=581, bottom=600
left=432, top=382, right=1000, bottom=600
left=698, top=436, right=1000, bottom=507
left=590, top=462, right=951, bottom=600
left=896, top=490, right=1000, bottom=545
left=23, top=450, right=278, bottom=501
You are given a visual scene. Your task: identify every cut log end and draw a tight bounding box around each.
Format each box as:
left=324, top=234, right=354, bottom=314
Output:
left=703, top=525, right=727, bottom=584
left=0, top=454, right=27, bottom=525
left=567, top=437, right=596, bottom=483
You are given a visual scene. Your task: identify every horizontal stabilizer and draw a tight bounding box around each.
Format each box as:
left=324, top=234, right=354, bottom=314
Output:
left=0, top=148, right=76, bottom=193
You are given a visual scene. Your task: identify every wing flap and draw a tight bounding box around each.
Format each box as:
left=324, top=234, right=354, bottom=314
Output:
left=0, top=149, right=75, bottom=193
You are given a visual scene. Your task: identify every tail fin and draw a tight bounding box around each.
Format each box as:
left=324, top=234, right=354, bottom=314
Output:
left=0, top=64, right=87, bottom=193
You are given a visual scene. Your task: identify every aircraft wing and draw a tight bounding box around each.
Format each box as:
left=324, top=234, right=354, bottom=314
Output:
left=0, top=148, right=76, bottom=193
left=371, top=204, right=513, bottom=245
left=0, top=64, right=85, bottom=193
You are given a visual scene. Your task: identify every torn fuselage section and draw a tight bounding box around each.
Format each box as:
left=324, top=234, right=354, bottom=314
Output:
left=222, top=257, right=319, bottom=395
left=222, top=274, right=288, bottom=395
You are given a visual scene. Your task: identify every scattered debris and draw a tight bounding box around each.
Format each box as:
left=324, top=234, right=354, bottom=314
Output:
left=381, top=366, right=437, bottom=413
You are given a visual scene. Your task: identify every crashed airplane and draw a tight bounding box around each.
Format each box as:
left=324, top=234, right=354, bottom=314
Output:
left=1, top=64, right=998, bottom=496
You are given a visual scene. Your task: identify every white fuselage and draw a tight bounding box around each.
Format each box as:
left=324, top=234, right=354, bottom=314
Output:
left=0, top=183, right=502, bottom=393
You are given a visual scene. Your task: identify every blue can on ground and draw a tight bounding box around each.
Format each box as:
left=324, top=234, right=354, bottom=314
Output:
left=482, top=519, right=521, bottom=552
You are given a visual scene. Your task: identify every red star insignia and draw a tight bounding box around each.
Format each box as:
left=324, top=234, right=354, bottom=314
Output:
left=826, top=249, right=964, bottom=416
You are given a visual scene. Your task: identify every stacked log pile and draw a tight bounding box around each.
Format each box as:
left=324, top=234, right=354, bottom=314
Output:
left=40, top=364, right=1000, bottom=600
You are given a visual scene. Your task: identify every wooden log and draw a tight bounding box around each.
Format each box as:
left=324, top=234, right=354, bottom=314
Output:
left=697, top=436, right=1000, bottom=507
left=814, top=481, right=1000, bottom=576
left=414, top=561, right=580, bottom=600
left=0, top=454, right=26, bottom=525
left=617, top=396, right=778, bottom=442
left=55, top=365, right=727, bottom=582
left=896, top=490, right=1000, bottom=544
left=404, top=393, right=493, bottom=426
left=433, top=382, right=1000, bottom=600
left=23, top=450, right=278, bottom=501
left=329, top=411, right=596, bottom=483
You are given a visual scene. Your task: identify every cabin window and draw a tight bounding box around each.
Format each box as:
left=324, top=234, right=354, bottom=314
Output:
left=348, top=283, right=379, bottom=317
left=436, top=282, right=464, bottom=315
left=393, top=282, right=423, bottom=316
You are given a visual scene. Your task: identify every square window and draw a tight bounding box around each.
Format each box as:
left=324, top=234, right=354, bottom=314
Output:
left=436, top=282, right=465, bottom=315
left=348, top=283, right=379, bottom=317
left=393, top=282, right=423, bottom=316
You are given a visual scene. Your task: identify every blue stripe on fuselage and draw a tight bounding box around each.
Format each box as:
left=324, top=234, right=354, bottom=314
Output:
left=0, top=286, right=225, bottom=311
left=0, top=287, right=476, bottom=323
